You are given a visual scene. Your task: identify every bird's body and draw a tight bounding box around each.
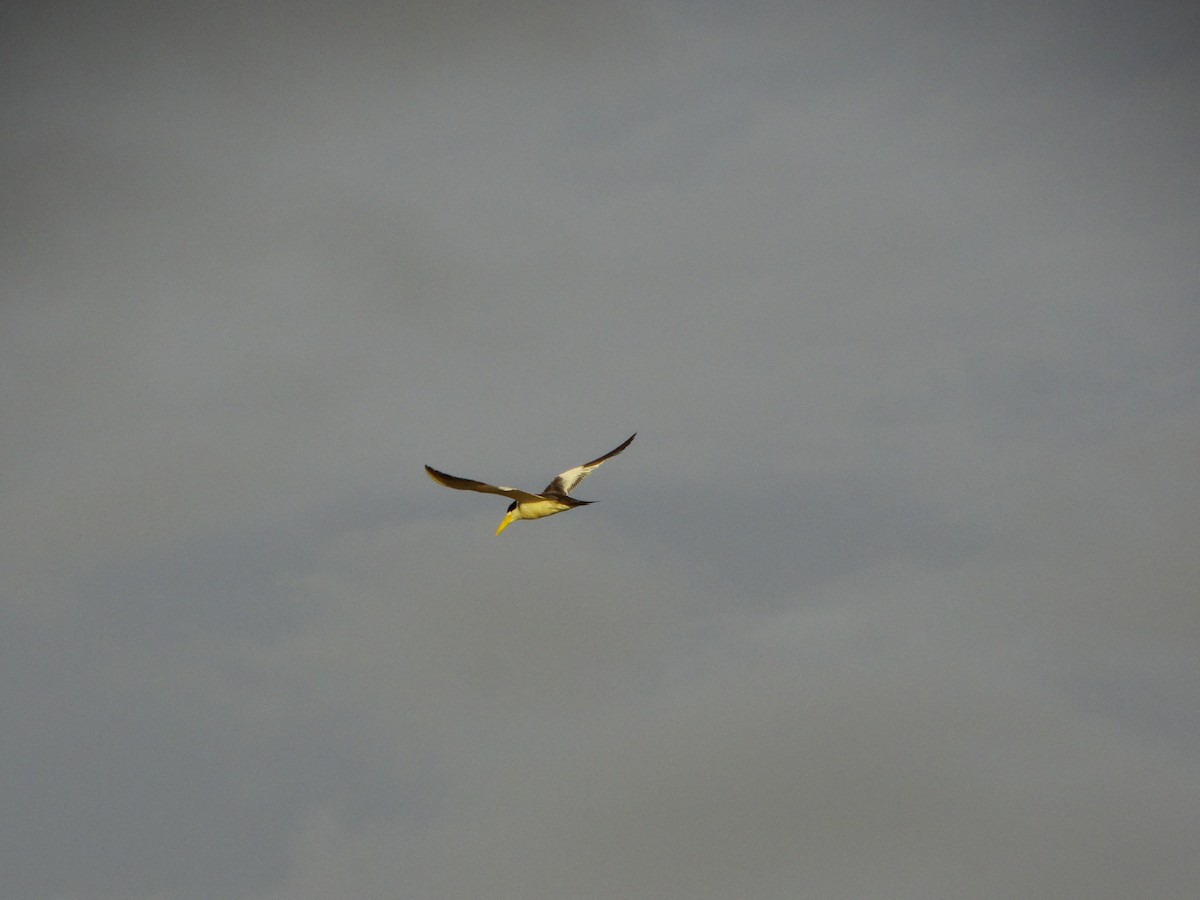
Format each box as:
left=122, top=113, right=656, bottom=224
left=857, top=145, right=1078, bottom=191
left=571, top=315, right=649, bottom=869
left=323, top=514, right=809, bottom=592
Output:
left=425, top=433, right=636, bottom=534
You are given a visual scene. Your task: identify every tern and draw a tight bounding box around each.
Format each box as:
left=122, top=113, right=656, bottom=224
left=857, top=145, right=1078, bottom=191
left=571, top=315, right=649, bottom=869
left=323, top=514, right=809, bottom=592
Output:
left=425, top=433, right=636, bottom=534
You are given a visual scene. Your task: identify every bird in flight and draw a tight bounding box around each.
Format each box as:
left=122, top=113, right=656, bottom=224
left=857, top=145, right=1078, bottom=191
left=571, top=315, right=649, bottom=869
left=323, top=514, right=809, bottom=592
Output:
left=425, top=433, right=636, bottom=534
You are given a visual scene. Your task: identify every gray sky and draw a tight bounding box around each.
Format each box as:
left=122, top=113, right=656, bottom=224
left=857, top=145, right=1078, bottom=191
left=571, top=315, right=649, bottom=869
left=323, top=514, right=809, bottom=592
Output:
left=3, top=1, right=1198, bottom=897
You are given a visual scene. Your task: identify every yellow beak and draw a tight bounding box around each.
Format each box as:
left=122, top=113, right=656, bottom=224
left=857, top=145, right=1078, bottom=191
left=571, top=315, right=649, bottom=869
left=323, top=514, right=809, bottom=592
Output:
left=495, top=511, right=517, bottom=535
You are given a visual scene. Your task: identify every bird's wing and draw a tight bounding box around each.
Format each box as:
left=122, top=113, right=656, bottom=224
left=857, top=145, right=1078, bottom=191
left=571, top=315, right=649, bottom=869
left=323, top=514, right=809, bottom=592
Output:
left=542, top=433, right=636, bottom=497
left=425, top=466, right=544, bottom=503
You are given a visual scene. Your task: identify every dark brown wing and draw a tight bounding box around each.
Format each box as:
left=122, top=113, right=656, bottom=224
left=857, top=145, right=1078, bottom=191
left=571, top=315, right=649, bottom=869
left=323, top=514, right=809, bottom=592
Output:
left=425, top=466, right=544, bottom=503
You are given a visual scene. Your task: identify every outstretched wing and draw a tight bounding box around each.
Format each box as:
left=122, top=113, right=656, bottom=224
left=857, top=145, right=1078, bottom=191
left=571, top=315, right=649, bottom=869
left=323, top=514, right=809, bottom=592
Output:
left=425, top=466, right=544, bottom=503
left=542, top=433, right=636, bottom=497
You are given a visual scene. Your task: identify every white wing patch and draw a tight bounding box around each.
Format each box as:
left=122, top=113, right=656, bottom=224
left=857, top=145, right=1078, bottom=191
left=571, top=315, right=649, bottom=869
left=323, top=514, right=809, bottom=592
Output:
left=542, top=433, right=636, bottom=497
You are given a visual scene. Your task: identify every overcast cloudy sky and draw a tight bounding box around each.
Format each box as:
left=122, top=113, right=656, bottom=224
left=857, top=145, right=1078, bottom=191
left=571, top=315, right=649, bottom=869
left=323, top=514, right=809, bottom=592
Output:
left=3, top=1, right=1198, bottom=898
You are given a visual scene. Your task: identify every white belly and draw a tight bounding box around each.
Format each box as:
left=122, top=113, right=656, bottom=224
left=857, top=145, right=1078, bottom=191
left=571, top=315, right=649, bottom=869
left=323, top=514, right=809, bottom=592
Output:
left=515, top=498, right=571, bottom=521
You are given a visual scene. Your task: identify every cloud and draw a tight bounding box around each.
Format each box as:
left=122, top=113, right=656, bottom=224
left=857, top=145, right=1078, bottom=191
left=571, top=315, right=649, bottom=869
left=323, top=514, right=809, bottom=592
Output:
left=2, top=1, right=1197, bottom=897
